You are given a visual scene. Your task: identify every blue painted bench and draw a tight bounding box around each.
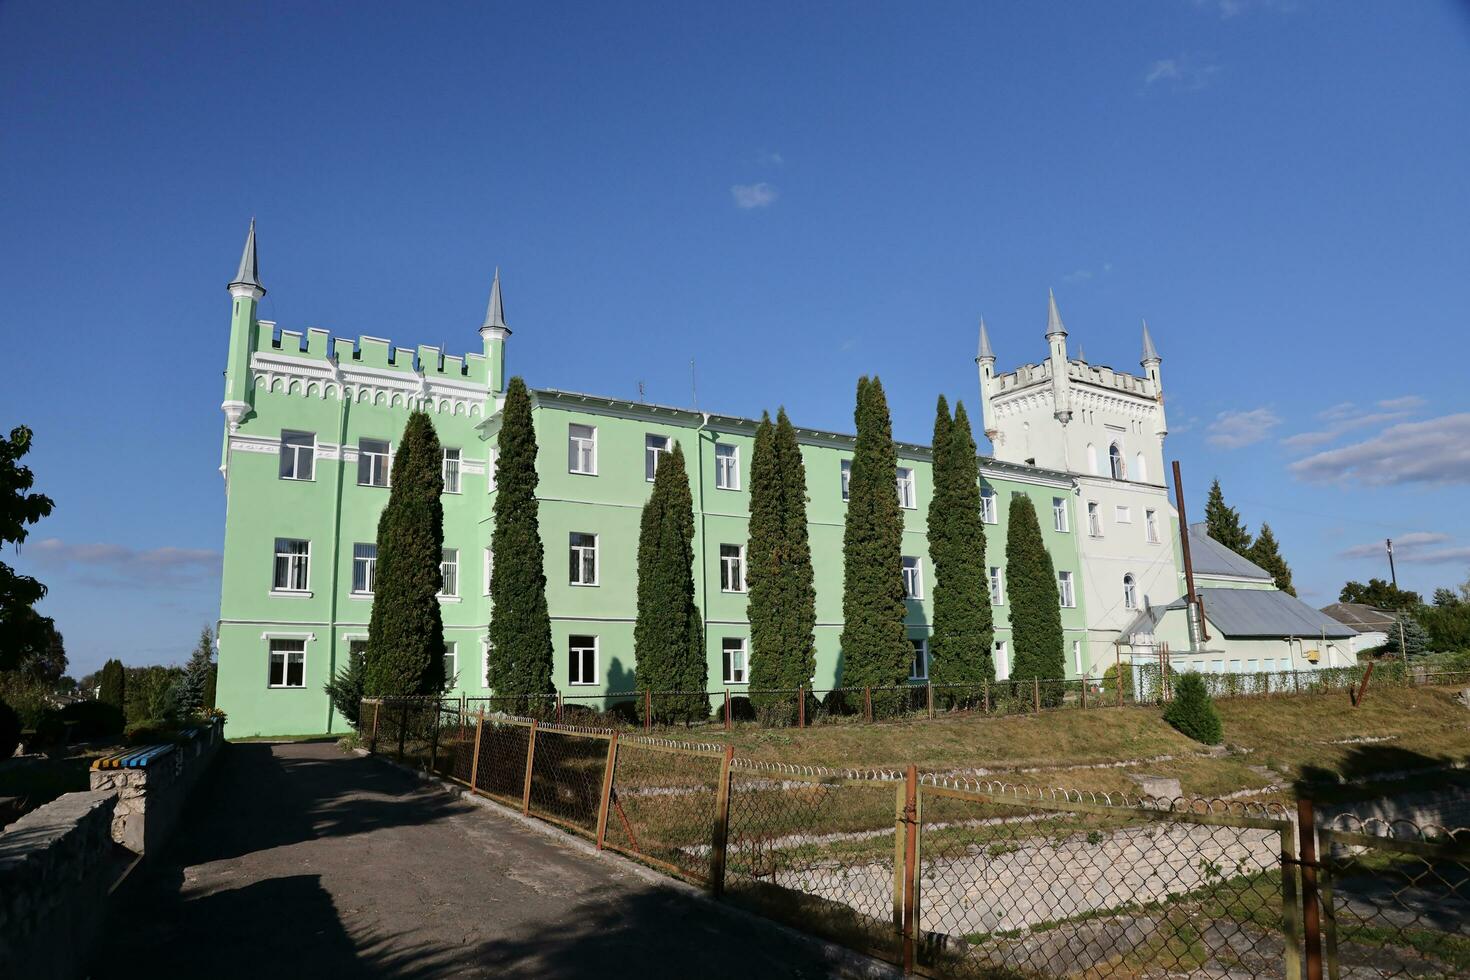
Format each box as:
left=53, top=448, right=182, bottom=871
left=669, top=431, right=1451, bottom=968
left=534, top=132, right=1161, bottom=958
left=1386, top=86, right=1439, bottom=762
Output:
left=91, top=744, right=175, bottom=771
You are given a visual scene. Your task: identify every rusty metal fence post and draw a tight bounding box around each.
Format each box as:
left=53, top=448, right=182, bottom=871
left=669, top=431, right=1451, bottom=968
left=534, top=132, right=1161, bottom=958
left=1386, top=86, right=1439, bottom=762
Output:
left=926, top=681, right=934, bottom=719
left=900, top=764, right=919, bottom=973
left=557, top=692, right=564, bottom=724
left=369, top=699, right=381, bottom=754
left=1080, top=678, right=1087, bottom=708
left=864, top=685, right=872, bottom=723
left=983, top=679, right=990, bottom=714
left=724, top=689, right=731, bottom=731
left=710, top=744, right=734, bottom=898
left=595, top=732, right=619, bottom=849
left=643, top=690, right=652, bottom=731
left=1298, top=797, right=1324, bottom=980
left=469, top=710, right=485, bottom=791
left=522, top=719, right=539, bottom=815
left=430, top=701, right=441, bottom=774
left=1033, top=676, right=1041, bottom=713
left=797, top=685, right=805, bottom=728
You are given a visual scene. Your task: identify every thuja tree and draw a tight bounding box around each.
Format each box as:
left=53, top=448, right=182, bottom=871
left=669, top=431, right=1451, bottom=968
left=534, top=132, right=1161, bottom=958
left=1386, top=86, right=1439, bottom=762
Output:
left=486, top=377, right=555, bottom=708
left=746, top=409, right=817, bottom=716
left=1, top=425, right=55, bottom=673
left=1005, top=494, right=1064, bottom=707
left=1204, top=478, right=1252, bottom=556
left=928, top=400, right=993, bottom=693
left=324, top=644, right=368, bottom=728
left=634, top=443, right=707, bottom=724
left=839, top=377, right=909, bottom=697
left=177, top=627, right=214, bottom=716
left=1164, top=672, right=1223, bottom=745
left=98, top=658, right=126, bottom=710
left=364, top=410, right=447, bottom=697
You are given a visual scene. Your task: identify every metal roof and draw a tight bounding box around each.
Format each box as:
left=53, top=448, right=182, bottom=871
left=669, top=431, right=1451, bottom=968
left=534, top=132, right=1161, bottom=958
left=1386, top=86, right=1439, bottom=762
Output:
left=1122, top=587, right=1358, bottom=641
left=1318, top=602, right=1397, bottom=631
left=229, top=218, right=264, bottom=293
left=1188, top=523, right=1273, bottom=580
left=1141, top=320, right=1160, bottom=363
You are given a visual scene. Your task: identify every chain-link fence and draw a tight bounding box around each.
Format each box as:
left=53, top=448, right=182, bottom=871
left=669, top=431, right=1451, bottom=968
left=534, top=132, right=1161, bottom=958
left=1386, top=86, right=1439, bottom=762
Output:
left=360, top=697, right=1467, bottom=978
left=1319, top=814, right=1470, bottom=979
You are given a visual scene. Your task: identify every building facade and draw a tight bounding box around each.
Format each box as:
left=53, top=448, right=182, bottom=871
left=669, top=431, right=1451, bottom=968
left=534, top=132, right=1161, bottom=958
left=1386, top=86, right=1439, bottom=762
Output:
left=214, top=225, right=1338, bottom=736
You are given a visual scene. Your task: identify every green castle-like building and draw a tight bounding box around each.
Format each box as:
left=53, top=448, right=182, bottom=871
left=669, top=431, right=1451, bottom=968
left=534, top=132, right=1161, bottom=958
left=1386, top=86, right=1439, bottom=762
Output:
left=216, top=224, right=1356, bottom=736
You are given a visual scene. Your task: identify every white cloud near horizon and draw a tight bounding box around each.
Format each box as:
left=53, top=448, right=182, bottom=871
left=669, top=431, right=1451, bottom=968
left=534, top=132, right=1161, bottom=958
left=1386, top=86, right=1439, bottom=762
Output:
left=731, top=183, right=778, bottom=209
left=1281, top=396, right=1426, bottom=451
left=1289, top=413, right=1470, bottom=486
left=1337, top=531, right=1470, bottom=566
left=1206, top=408, right=1280, bottom=448
left=27, top=538, right=221, bottom=588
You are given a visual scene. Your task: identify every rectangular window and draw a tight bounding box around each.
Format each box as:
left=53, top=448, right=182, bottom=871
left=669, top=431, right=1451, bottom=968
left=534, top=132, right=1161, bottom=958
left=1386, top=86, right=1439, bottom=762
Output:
left=267, top=638, right=306, bottom=688
left=483, top=547, right=493, bottom=594
left=901, top=556, right=923, bottom=600
left=358, top=439, right=391, bottom=487
left=1073, top=640, right=1083, bottom=675
left=1057, top=570, right=1075, bottom=607
left=995, top=640, right=1009, bottom=680
left=896, top=467, right=916, bottom=509
left=1247, top=658, right=1259, bottom=673
left=442, top=447, right=461, bottom=493
left=715, top=443, right=740, bottom=490
left=487, top=447, right=498, bottom=492
left=1212, top=659, right=1224, bottom=674
left=440, top=548, right=459, bottom=597
left=1114, top=505, right=1131, bottom=524
left=1229, top=659, right=1242, bottom=674
left=443, top=642, right=458, bottom=690
left=909, top=638, right=928, bottom=681
left=980, top=488, right=997, bottom=524
left=348, top=638, right=369, bottom=662
left=483, top=639, right=494, bottom=687
left=989, top=566, right=1004, bottom=605
left=840, top=459, right=852, bottom=501
left=719, top=544, right=746, bottom=593
left=645, top=434, right=671, bottom=481
left=272, top=538, right=310, bottom=592
left=1087, top=501, right=1102, bottom=537
left=569, top=533, right=598, bottom=586
left=1145, top=509, right=1160, bottom=544
left=569, top=635, right=598, bottom=686
left=351, top=543, right=376, bottom=594
left=278, top=430, right=315, bottom=481
left=722, top=637, right=747, bottom=684
left=569, top=423, right=597, bottom=475
left=1052, top=497, right=1069, bottom=532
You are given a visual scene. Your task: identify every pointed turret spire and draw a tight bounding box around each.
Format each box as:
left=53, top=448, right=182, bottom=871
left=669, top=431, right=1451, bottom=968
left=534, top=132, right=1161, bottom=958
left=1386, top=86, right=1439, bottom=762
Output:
left=1045, top=288, right=1066, bottom=338
left=481, top=267, right=510, bottom=332
left=1141, top=319, right=1160, bottom=363
left=228, top=218, right=264, bottom=294
left=1076, top=343, right=1086, bottom=362
left=976, top=317, right=995, bottom=361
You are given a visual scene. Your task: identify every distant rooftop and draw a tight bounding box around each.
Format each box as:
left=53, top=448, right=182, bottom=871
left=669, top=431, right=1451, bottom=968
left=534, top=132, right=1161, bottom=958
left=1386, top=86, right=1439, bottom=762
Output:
left=1188, top=523, right=1272, bottom=581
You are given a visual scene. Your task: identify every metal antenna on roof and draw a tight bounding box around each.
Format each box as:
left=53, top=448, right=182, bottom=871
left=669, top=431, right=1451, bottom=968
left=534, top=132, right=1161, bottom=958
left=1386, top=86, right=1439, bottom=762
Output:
left=690, top=358, right=699, bottom=411
left=637, top=381, right=646, bottom=403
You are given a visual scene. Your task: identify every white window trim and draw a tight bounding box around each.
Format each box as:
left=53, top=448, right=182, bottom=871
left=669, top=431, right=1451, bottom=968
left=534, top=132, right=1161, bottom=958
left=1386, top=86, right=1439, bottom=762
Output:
left=1145, top=510, right=1160, bottom=544
left=909, top=638, right=929, bottom=681
left=278, top=430, right=316, bottom=482
left=995, top=640, right=1010, bottom=680
left=897, top=467, right=917, bottom=510
left=989, top=566, right=1005, bottom=606
left=1073, top=640, right=1083, bottom=675
left=484, top=547, right=494, bottom=595
left=981, top=489, right=998, bottom=524
left=271, top=538, right=312, bottom=596
left=442, top=447, right=462, bottom=494
left=439, top=548, right=460, bottom=599
left=840, top=459, right=852, bottom=502
left=1052, top=497, right=1069, bottom=533
left=569, top=423, right=598, bottom=476
left=645, top=434, right=672, bottom=482
left=1087, top=502, right=1103, bottom=538
left=715, top=443, right=741, bottom=491
left=722, top=637, right=748, bottom=685
left=1123, top=574, right=1137, bottom=610
left=568, top=635, right=599, bottom=687
left=487, top=447, right=498, bottom=492
left=443, top=642, right=458, bottom=691
left=1058, top=570, right=1076, bottom=608
left=358, top=439, right=392, bottom=488
left=570, top=532, right=599, bottom=587
left=264, top=634, right=312, bottom=689
left=902, top=556, right=924, bottom=600
left=1114, top=505, right=1132, bottom=524
left=719, top=544, right=747, bottom=593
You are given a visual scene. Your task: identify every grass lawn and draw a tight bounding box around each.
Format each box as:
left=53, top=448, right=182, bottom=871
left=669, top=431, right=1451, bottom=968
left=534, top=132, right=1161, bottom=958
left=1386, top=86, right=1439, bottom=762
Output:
left=690, top=684, right=1470, bottom=803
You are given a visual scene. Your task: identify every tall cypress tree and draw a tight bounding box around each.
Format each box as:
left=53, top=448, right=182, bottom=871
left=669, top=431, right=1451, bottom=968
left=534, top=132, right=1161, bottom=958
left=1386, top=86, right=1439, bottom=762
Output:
left=747, top=409, right=817, bottom=711
left=364, top=410, right=447, bottom=697
left=1005, top=493, right=1063, bottom=707
left=929, top=401, right=993, bottom=690
left=839, top=377, right=908, bottom=693
left=486, top=377, right=555, bottom=706
left=1204, top=478, right=1252, bottom=556
left=634, top=443, right=707, bottom=723
left=1248, top=523, right=1296, bottom=596
left=98, top=658, right=125, bottom=710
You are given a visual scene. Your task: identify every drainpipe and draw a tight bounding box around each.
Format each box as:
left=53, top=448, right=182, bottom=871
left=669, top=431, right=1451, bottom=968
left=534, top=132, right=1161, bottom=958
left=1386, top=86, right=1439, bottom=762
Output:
left=695, top=413, right=711, bottom=644
left=324, top=369, right=350, bottom=733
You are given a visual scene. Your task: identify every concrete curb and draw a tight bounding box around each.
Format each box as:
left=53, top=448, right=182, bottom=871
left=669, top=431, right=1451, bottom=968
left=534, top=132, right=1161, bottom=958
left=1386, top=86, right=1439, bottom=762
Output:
left=354, top=747, right=902, bottom=980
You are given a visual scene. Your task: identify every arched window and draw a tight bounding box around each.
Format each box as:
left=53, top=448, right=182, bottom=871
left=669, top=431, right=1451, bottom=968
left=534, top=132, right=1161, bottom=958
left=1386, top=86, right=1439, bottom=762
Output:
left=1109, top=443, right=1125, bottom=480
left=1134, top=453, right=1147, bottom=483
left=1086, top=443, right=1098, bottom=475
left=1123, top=574, right=1137, bottom=610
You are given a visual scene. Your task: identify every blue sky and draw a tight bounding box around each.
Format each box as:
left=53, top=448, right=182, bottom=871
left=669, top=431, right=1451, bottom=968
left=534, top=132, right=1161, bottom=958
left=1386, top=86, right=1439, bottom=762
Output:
left=3, top=1, right=1468, bottom=676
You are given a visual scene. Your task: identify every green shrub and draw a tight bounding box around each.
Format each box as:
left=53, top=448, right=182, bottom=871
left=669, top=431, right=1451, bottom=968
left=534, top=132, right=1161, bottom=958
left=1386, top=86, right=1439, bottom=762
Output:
left=1163, top=673, right=1223, bottom=745
left=58, top=700, right=125, bottom=738
left=1101, top=663, right=1134, bottom=701
left=0, top=698, right=20, bottom=758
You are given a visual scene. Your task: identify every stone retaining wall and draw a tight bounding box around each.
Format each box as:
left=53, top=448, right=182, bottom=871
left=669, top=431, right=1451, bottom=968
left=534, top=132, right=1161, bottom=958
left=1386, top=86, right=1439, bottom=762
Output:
left=1319, top=784, right=1470, bottom=833
left=88, top=720, right=224, bottom=854
left=0, top=791, right=122, bottom=979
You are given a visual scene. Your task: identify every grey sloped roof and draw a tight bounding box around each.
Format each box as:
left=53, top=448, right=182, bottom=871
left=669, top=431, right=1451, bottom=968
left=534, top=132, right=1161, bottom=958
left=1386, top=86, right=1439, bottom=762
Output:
left=1318, top=602, right=1396, bottom=631
left=1121, top=587, right=1358, bottom=641
left=1200, top=587, right=1357, bottom=638
left=1189, top=523, right=1272, bottom=580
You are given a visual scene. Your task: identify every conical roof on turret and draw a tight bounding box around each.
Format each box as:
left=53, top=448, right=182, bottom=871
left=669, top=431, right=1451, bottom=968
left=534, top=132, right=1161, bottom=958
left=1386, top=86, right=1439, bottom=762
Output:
left=976, top=318, right=995, bottom=361
left=229, top=218, right=264, bottom=294
left=1141, top=319, right=1160, bottom=363
left=481, top=267, right=510, bottom=333
left=1045, top=289, right=1066, bottom=338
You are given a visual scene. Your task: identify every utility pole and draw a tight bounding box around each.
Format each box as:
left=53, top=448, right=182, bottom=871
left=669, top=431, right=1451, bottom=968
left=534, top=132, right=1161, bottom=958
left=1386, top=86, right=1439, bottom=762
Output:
left=1172, top=460, right=1208, bottom=645
left=1386, top=538, right=1397, bottom=588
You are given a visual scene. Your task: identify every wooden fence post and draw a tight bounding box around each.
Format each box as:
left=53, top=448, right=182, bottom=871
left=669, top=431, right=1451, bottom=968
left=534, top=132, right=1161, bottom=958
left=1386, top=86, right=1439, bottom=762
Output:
left=1033, top=676, right=1041, bottom=714
left=864, top=685, right=873, bottom=724
left=724, top=689, right=731, bottom=731
left=1298, top=798, right=1324, bottom=980
left=643, top=690, right=652, bottom=731
left=459, top=694, right=467, bottom=741
left=430, top=701, right=441, bottom=774
left=522, top=719, right=538, bottom=816
left=1352, top=661, right=1375, bottom=708
left=710, top=745, right=734, bottom=898
left=557, top=692, right=564, bottom=725
left=983, top=680, right=989, bottom=714
left=901, top=763, right=919, bottom=974
left=926, top=681, right=934, bottom=719
left=369, top=699, right=381, bottom=754
left=798, top=686, right=805, bottom=729
left=468, top=710, right=485, bottom=792
left=1080, top=678, right=1087, bottom=709
left=595, top=732, right=619, bottom=850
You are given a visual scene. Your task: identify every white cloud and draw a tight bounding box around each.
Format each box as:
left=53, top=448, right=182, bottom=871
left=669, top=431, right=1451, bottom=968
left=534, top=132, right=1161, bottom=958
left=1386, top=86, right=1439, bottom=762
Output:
left=1145, top=54, right=1220, bottom=90
left=1289, top=413, right=1470, bottom=486
left=756, top=150, right=784, bottom=167
left=1377, top=395, right=1425, bottom=412
left=731, top=183, right=778, bottom=209
left=1146, top=59, right=1183, bottom=85
left=1338, top=532, right=1470, bottom=566
left=1281, top=397, right=1425, bottom=452
left=1206, top=408, right=1280, bottom=449
left=27, top=538, right=220, bottom=588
